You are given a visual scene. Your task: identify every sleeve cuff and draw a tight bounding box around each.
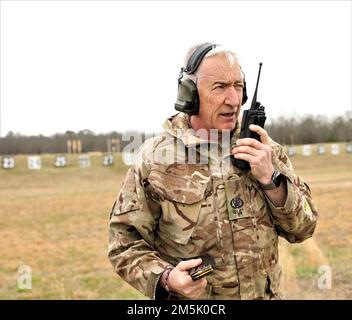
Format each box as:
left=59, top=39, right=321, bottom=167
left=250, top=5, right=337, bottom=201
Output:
left=146, top=262, right=174, bottom=300
left=265, top=175, right=296, bottom=214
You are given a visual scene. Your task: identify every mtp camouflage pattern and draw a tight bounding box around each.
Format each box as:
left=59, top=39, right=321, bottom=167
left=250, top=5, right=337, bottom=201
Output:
left=108, top=112, right=318, bottom=300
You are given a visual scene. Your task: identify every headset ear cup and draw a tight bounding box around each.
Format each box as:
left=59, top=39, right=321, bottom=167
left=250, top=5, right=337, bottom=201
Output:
left=242, top=80, right=248, bottom=105
left=174, top=79, right=199, bottom=115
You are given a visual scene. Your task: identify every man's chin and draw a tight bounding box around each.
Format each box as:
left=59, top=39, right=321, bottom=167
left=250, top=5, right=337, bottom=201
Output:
left=216, top=121, right=236, bottom=131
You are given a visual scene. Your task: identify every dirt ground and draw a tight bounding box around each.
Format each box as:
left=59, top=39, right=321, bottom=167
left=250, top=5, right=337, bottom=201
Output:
left=0, top=149, right=351, bottom=299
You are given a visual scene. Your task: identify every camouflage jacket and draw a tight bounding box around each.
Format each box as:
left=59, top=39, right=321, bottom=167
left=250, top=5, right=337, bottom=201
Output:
left=108, top=113, right=318, bottom=300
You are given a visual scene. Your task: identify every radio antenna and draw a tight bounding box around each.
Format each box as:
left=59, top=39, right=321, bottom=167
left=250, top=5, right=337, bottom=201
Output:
left=250, top=62, right=263, bottom=109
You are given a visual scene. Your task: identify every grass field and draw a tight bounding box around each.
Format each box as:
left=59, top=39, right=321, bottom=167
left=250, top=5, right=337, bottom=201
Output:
left=0, top=145, right=351, bottom=300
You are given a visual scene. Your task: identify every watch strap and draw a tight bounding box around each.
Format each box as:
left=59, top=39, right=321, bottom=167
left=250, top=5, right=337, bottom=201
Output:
left=259, top=180, right=278, bottom=190
left=259, top=170, right=283, bottom=190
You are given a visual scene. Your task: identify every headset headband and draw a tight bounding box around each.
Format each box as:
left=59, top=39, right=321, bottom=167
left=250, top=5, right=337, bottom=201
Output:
left=184, top=43, right=218, bottom=74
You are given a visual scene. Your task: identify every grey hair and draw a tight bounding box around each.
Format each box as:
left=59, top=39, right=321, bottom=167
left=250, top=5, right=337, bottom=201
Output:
left=182, top=42, right=240, bottom=81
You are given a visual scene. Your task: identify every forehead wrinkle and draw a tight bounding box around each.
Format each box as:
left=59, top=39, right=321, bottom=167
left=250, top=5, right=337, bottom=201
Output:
left=197, top=64, right=240, bottom=86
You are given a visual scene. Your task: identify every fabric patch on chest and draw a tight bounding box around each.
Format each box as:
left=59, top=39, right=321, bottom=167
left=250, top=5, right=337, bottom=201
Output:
left=229, top=195, right=246, bottom=220
left=225, top=180, right=251, bottom=220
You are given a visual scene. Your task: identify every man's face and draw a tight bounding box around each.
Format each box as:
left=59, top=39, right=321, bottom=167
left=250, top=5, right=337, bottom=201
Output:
left=193, top=54, right=244, bottom=132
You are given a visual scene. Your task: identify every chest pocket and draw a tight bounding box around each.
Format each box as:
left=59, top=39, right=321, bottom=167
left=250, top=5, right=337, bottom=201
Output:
left=225, top=174, right=277, bottom=249
left=246, top=178, right=278, bottom=249
left=148, top=165, right=210, bottom=245
left=225, top=177, right=252, bottom=221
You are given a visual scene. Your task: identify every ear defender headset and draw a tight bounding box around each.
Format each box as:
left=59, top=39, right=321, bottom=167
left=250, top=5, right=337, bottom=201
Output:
left=174, top=43, right=248, bottom=115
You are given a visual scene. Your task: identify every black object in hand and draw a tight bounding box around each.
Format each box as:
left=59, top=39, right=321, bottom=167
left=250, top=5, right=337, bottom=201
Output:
left=189, top=255, right=214, bottom=280
left=233, top=63, right=267, bottom=171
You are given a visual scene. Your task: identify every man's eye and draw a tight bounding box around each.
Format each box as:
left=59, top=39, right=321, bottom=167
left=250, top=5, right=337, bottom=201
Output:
left=213, top=84, right=224, bottom=90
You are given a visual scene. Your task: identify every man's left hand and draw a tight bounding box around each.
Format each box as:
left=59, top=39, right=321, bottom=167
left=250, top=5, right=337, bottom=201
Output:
left=232, top=124, right=274, bottom=184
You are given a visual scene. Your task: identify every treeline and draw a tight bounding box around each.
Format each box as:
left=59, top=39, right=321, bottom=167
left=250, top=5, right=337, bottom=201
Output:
left=0, top=113, right=351, bottom=155
left=0, top=130, right=152, bottom=155
left=267, top=112, right=352, bottom=145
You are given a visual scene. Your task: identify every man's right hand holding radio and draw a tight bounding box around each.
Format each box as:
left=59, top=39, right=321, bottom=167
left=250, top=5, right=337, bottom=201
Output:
left=233, top=124, right=274, bottom=184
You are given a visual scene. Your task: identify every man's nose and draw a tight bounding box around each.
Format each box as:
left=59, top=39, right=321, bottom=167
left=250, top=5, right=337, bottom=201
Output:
left=224, top=86, right=240, bottom=107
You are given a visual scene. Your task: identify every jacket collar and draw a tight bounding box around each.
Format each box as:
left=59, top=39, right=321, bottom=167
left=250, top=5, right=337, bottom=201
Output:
left=162, top=112, right=241, bottom=148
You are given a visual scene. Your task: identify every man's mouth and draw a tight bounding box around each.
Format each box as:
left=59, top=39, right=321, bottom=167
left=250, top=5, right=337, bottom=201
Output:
left=220, top=112, right=235, bottom=118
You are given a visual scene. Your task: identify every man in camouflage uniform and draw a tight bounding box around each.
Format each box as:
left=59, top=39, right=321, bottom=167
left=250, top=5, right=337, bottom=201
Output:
left=108, top=43, right=318, bottom=300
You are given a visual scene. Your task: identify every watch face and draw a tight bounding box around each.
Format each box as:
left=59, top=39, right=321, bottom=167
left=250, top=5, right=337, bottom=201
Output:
left=272, top=170, right=283, bottom=187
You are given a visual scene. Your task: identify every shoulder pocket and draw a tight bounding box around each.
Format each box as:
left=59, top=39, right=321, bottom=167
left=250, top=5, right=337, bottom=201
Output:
left=148, top=164, right=209, bottom=245
left=112, top=168, right=141, bottom=216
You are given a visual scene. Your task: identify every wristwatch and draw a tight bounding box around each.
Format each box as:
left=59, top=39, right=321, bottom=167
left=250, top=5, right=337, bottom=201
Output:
left=259, top=169, right=284, bottom=190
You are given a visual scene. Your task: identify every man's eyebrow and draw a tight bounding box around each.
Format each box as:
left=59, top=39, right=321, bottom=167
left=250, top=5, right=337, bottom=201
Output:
left=212, top=80, right=231, bottom=86
left=212, top=80, right=244, bottom=85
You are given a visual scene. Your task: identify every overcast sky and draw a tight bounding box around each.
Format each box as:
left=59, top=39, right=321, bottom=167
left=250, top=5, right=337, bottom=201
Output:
left=0, top=0, right=351, bottom=137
